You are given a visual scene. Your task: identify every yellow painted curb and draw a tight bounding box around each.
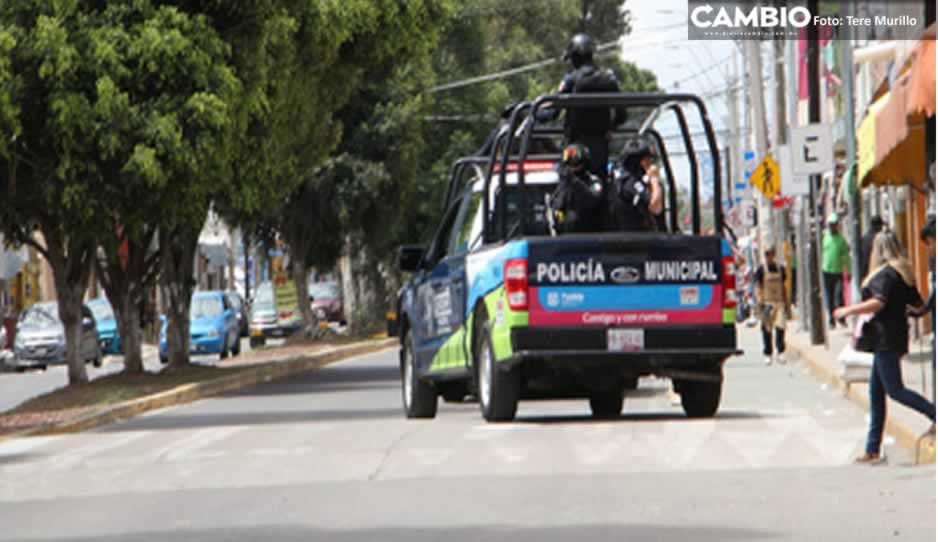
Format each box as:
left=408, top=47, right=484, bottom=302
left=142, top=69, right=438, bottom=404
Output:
left=1, top=338, right=398, bottom=441
left=788, top=339, right=935, bottom=464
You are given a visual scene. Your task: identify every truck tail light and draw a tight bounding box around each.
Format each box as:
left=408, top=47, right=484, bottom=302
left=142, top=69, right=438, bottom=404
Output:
left=722, top=256, right=737, bottom=309
left=504, top=258, right=529, bottom=310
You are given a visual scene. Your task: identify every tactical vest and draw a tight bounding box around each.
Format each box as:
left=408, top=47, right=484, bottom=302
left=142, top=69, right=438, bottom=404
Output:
left=763, top=267, right=784, bottom=304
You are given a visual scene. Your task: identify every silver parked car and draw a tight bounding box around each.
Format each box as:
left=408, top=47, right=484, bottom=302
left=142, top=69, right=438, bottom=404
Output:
left=10, top=302, right=101, bottom=370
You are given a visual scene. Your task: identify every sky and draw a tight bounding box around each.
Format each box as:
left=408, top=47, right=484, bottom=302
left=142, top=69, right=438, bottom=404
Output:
left=618, top=0, right=746, bottom=202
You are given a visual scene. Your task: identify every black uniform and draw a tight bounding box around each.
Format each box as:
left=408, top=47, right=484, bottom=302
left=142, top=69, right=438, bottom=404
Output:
left=550, top=159, right=606, bottom=233
left=605, top=165, right=657, bottom=232
left=539, top=64, right=626, bottom=178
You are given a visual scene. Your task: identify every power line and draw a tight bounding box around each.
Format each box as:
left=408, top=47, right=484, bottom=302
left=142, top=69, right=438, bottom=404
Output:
left=671, top=54, right=733, bottom=87
left=428, top=22, right=688, bottom=93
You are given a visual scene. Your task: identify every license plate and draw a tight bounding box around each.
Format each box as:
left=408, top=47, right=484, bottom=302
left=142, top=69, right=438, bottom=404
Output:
left=34, top=347, right=47, bottom=356
left=607, top=329, right=644, bottom=352
left=680, top=286, right=700, bottom=306
left=250, top=329, right=263, bottom=337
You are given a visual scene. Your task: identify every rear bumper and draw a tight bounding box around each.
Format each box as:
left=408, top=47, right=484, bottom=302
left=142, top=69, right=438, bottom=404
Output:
left=249, top=322, right=300, bottom=339
left=511, top=325, right=737, bottom=351
left=506, top=325, right=740, bottom=379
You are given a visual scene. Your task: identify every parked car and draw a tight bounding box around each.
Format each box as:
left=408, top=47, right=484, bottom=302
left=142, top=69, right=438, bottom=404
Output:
left=159, top=291, right=240, bottom=362
left=226, top=291, right=250, bottom=338
left=9, top=301, right=101, bottom=369
left=308, top=281, right=345, bottom=324
left=86, top=297, right=122, bottom=355
left=249, top=280, right=301, bottom=348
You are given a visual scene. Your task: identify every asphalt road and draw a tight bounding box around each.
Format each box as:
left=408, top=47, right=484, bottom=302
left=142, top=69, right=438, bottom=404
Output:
left=0, top=337, right=266, bottom=412
left=0, top=327, right=933, bottom=541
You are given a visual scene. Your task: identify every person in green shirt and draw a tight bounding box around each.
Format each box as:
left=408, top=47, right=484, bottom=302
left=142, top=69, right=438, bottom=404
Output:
left=822, top=213, right=851, bottom=327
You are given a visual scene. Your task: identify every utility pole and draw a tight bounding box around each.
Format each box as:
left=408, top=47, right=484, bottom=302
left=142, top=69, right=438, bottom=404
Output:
left=841, top=22, right=862, bottom=307
left=747, top=39, right=774, bottom=255
left=786, top=36, right=808, bottom=331
left=807, top=0, right=826, bottom=346
left=773, top=15, right=788, bottom=259
left=726, top=52, right=741, bottom=209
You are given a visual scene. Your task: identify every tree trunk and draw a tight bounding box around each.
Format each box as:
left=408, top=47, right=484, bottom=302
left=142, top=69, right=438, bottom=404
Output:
left=339, top=243, right=360, bottom=333
left=111, top=288, right=144, bottom=373
left=57, top=281, right=89, bottom=384
left=290, top=252, right=316, bottom=336
left=159, top=227, right=199, bottom=367
left=96, top=228, right=158, bottom=374
left=41, top=228, right=94, bottom=385
left=243, top=230, right=251, bottom=301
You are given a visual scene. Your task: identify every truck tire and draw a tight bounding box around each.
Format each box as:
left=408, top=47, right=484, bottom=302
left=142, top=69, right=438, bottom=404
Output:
left=474, top=320, right=519, bottom=422
left=589, top=390, right=624, bottom=419
left=678, top=379, right=722, bottom=418
left=401, top=330, right=437, bottom=419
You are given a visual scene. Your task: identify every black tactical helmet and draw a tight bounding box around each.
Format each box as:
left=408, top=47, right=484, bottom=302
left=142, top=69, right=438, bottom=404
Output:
left=563, top=33, right=595, bottom=67
left=621, top=138, right=656, bottom=171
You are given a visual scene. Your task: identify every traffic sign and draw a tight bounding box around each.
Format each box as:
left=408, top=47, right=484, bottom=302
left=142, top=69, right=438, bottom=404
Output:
left=791, top=124, right=834, bottom=176
left=777, top=145, right=809, bottom=196
left=750, top=155, right=780, bottom=200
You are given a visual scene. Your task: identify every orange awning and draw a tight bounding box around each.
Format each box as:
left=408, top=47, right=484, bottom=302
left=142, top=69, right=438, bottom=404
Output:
left=858, top=24, right=934, bottom=188
left=904, top=23, right=936, bottom=118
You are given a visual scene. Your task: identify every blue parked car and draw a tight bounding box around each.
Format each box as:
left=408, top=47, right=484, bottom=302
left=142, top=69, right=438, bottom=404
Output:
left=86, top=297, right=122, bottom=355
left=159, top=291, right=241, bottom=362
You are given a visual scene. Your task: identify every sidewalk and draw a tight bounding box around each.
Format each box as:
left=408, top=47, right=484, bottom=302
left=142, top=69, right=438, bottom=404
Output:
left=786, top=321, right=936, bottom=464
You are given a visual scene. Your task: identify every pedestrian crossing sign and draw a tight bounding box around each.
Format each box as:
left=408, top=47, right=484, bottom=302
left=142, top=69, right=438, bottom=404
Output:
left=750, top=155, right=780, bottom=200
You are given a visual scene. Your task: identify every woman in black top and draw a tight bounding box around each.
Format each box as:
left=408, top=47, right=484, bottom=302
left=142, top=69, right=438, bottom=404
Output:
left=834, top=231, right=936, bottom=463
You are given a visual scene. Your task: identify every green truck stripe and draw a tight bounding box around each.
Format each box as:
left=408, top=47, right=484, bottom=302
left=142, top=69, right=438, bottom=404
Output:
left=427, top=285, right=528, bottom=372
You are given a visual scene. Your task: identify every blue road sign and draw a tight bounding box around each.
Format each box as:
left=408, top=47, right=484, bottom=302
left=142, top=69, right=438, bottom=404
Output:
left=743, top=150, right=755, bottom=161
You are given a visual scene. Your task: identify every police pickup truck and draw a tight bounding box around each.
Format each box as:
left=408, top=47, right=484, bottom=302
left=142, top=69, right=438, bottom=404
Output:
left=391, top=94, right=739, bottom=422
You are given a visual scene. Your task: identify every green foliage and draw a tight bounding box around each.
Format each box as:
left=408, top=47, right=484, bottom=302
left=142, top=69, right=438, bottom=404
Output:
left=273, top=0, right=453, bottom=270
left=407, top=0, right=658, bottom=245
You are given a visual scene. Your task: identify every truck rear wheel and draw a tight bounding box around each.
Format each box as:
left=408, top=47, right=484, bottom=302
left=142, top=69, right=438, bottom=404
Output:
left=401, top=330, right=437, bottom=419
left=474, top=321, right=519, bottom=422
left=678, top=379, right=722, bottom=418
left=589, top=390, right=624, bottom=419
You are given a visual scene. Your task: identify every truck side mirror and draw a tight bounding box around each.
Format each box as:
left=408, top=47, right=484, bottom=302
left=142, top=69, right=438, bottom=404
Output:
left=398, top=245, right=425, bottom=273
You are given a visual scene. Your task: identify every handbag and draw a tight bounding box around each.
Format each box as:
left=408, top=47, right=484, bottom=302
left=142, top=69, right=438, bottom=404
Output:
left=852, top=313, right=876, bottom=353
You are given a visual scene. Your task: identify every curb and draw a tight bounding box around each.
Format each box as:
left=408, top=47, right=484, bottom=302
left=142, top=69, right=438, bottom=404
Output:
left=788, top=339, right=935, bottom=464
left=1, top=338, right=398, bottom=442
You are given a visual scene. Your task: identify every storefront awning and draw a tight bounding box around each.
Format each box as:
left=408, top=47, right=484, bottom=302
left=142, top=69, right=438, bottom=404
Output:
left=858, top=24, right=934, bottom=189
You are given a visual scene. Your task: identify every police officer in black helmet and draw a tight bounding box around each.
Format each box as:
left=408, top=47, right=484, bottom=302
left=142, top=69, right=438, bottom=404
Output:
left=606, top=138, right=664, bottom=232
left=539, top=33, right=626, bottom=179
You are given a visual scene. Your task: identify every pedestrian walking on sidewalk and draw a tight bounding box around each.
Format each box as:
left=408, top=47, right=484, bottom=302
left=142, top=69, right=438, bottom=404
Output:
left=834, top=231, right=936, bottom=464
left=755, top=246, right=789, bottom=365
left=823, top=214, right=851, bottom=328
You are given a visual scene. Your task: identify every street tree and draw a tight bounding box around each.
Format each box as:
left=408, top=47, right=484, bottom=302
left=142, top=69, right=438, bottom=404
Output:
left=267, top=0, right=452, bottom=336
left=0, top=4, right=140, bottom=382
left=84, top=2, right=240, bottom=373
